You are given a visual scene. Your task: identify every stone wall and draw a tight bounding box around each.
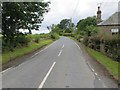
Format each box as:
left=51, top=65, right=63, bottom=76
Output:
left=98, top=25, right=120, bottom=37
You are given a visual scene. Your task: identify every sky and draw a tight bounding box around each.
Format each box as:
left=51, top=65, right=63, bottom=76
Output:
left=22, top=0, right=120, bottom=34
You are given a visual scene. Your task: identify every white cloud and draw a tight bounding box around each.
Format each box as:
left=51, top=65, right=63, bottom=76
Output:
left=40, top=0, right=119, bottom=31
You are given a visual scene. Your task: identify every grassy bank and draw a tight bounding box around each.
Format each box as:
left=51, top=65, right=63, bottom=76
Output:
left=2, top=39, right=53, bottom=64
left=67, top=36, right=76, bottom=41
left=87, top=48, right=119, bottom=78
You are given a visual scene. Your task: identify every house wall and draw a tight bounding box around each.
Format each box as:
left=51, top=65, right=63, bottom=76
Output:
left=98, top=25, right=120, bottom=37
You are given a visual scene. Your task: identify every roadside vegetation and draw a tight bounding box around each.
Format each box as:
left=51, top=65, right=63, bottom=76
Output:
left=2, top=39, right=53, bottom=64
left=87, top=48, right=119, bottom=78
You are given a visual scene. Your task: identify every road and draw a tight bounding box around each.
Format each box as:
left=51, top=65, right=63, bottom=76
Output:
left=2, top=36, right=118, bottom=88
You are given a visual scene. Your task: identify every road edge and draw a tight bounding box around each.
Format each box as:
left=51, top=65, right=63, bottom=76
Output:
left=2, top=40, right=55, bottom=71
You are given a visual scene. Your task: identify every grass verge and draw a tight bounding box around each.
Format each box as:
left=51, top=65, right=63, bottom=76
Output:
left=87, top=47, right=119, bottom=79
left=2, top=39, right=53, bottom=64
left=67, top=36, right=76, bottom=41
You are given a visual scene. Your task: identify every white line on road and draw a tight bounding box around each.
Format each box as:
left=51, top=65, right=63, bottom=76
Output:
left=75, top=42, right=80, bottom=49
left=58, top=50, right=62, bottom=56
left=62, top=44, right=64, bottom=48
left=31, top=52, right=40, bottom=58
left=92, top=69, right=95, bottom=72
left=95, top=73, right=98, bottom=76
left=2, top=41, right=57, bottom=73
left=38, top=62, right=56, bottom=88
left=2, top=67, right=13, bottom=73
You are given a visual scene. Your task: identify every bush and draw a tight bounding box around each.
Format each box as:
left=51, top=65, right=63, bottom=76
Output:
left=27, top=34, right=51, bottom=42
left=15, top=35, right=31, bottom=46
left=62, top=33, right=74, bottom=37
left=83, top=35, right=89, bottom=46
left=51, top=33, right=60, bottom=40
left=2, top=34, right=31, bottom=52
left=104, top=37, right=120, bottom=61
left=2, top=38, right=14, bottom=52
left=85, top=35, right=120, bottom=61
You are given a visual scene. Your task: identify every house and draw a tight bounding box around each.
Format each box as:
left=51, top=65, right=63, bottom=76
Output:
left=97, top=7, right=120, bottom=36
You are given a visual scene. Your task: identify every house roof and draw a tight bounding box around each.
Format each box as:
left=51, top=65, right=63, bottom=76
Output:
left=97, top=12, right=120, bottom=26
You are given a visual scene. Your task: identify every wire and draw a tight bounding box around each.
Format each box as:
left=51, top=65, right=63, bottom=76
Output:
left=71, top=0, right=80, bottom=18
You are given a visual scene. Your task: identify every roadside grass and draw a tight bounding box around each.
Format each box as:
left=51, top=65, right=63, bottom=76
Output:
left=2, top=39, right=53, bottom=64
left=0, top=34, right=2, bottom=37
left=67, top=36, right=76, bottom=41
left=87, top=47, right=119, bottom=78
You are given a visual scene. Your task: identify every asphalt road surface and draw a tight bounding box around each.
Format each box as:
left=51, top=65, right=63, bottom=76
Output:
left=2, top=36, right=118, bottom=88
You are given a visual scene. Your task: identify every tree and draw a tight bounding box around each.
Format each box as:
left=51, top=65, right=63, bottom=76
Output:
left=76, top=16, right=97, bottom=31
left=86, top=25, right=98, bottom=36
left=2, top=2, right=50, bottom=50
left=58, top=19, right=74, bottom=29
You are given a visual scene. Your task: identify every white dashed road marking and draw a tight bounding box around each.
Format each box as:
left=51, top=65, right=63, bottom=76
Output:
left=58, top=50, right=62, bottom=56
left=62, top=44, right=64, bottom=48
left=38, top=62, right=56, bottom=88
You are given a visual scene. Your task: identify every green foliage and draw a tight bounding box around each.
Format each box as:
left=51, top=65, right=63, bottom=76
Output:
left=62, top=33, right=74, bottom=37
left=83, top=35, right=89, bottom=46
left=2, top=39, right=53, bottom=64
left=15, top=35, right=31, bottom=46
left=86, top=25, right=98, bottom=36
left=51, top=33, right=60, bottom=40
left=58, top=19, right=74, bottom=29
left=50, top=19, right=74, bottom=34
left=86, top=35, right=120, bottom=61
left=2, top=34, right=51, bottom=52
left=104, top=37, right=120, bottom=61
left=50, top=24, right=62, bottom=34
left=64, top=28, right=73, bottom=33
left=2, top=34, right=31, bottom=52
left=27, top=34, right=50, bottom=40
left=77, top=16, right=97, bottom=31
left=2, top=2, right=50, bottom=51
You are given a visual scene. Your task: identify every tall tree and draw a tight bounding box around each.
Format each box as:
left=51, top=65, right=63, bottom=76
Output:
left=58, top=19, right=74, bottom=29
left=76, top=16, right=97, bottom=31
left=2, top=2, right=50, bottom=48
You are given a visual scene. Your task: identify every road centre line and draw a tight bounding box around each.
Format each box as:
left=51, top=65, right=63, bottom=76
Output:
left=62, top=44, right=64, bottom=48
left=58, top=50, right=62, bottom=56
left=92, top=69, right=95, bottom=72
left=95, top=73, right=97, bottom=76
left=38, top=62, right=56, bottom=88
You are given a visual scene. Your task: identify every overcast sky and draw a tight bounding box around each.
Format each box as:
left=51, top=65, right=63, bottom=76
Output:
left=38, top=0, right=119, bottom=33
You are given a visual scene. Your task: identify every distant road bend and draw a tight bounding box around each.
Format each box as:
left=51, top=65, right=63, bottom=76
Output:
left=2, top=36, right=118, bottom=88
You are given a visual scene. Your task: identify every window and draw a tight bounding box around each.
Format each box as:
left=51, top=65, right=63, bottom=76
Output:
left=111, top=28, right=119, bottom=35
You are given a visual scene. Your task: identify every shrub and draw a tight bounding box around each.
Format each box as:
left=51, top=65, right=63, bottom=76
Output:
left=104, top=37, right=120, bottom=61
left=27, top=34, right=51, bottom=42
left=51, top=33, right=60, bottom=40
left=83, top=35, right=89, bottom=46
left=85, top=35, right=120, bottom=61
left=15, top=35, right=31, bottom=46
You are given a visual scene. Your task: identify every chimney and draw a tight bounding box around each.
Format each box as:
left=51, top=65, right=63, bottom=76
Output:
left=97, top=6, right=102, bottom=24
